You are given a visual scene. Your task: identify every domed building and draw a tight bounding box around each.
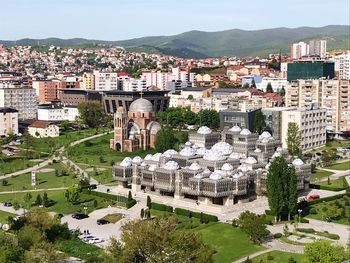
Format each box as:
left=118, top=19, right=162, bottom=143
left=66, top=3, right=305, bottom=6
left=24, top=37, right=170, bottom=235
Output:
left=110, top=98, right=161, bottom=152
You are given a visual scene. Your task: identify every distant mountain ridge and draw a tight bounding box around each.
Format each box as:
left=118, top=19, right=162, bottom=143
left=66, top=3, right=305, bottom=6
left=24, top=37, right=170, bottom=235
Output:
left=1, top=25, right=349, bottom=58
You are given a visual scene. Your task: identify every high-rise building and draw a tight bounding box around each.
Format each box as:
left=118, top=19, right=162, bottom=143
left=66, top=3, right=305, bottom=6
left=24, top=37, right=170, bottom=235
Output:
left=32, top=80, right=60, bottom=103
left=309, top=39, right=327, bottom=58
left=290, top=42, right=309, bottom=59
left=0, top=76, right=37, bottom=120
left=93, top=70, right=118, bottom=90
left=0, top=107, right=18, bottom=136
left=287, top=60, right=334, bottom=81
left=81, top=72, right=95, bottom=89
left=335, top=52, right=350, bottom=80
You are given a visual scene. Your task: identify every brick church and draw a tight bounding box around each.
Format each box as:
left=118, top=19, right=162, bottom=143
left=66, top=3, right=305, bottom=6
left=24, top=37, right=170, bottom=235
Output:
left=110, top=98, right=161, bottom=152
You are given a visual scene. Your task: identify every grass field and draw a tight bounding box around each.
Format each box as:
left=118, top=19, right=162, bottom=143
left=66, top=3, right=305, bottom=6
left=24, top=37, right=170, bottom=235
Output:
left=251, top=251, right=305, bottom=263
left=318, top=177, right=348, bottom=189
left=0, top=189, right=115, bottom=215
left=150, top=209, right=264, bottom=263
left=68, top=133, right=156, bottom=167
left=57, top=238, right=101, bottom=261
left=0, top=210, right=16, bottom=223
left=103, top=213, right=123, bottom=223
left=327, top=161, right=350, bottom=171
left=0, top=157, right=37, bottom=175
left=0, top=162, right=79, bottom=192
left=310, top=169, right=333, bottom=181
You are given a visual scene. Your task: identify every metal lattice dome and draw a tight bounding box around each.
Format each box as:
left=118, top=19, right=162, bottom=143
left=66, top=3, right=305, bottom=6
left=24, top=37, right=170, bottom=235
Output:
left=129, top=98, right=153, bottom=113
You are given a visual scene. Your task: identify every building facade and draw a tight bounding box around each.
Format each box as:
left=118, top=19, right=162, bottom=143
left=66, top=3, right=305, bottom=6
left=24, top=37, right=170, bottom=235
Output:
left=0, top=107, right=18, bottom=136
left=287, top=61, right=335, bottom=81
left=28, top=121, right=60, bottom=138
left=219, top=109, right=259, bottom=131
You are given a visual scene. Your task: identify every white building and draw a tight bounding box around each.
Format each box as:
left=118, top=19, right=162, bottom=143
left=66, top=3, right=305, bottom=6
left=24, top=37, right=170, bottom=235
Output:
left=0, top=107, right=18, bottom=136
left=93, top=70, right=118, bottom=90
left=281, top=106, right=327, bottom=153
left=37, top=105, right=79, bottom=122
left=0, top=78, right=37, bottom=120
left=335, top=52, right=350, bottom=80
left=290, top=42, right=309, bottom=59
left=28, top=121, right=60, bottom=138
left=118, top=77, right=147, bottom=92
left=309, top=39, right=327, bottom=58
left=257, top=77, right=288, bottom=92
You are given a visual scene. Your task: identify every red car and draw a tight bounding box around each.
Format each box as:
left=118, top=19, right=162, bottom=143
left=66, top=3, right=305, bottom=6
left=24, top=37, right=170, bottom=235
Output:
left=307, top=194, right=320, bottom=202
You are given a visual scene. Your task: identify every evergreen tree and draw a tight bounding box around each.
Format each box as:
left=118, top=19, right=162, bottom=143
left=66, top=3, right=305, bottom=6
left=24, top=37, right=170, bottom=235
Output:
left=266, top=82, right=273, bottom=93
left=42, top=192, right=50, bottom=207
left=279, top=87, right=286, bottom=97
left=35, top=194, right=42, bottom=206
left=128, top=191, right=132, bottom=202
left=146, top=196, right=151, bottom=209
left=287, top=165, right=298, bottom=221
left=253, top=111, right=266, bottom=134
left=287, top=122, right=302, bottom=158
left=251, top=79, right=256, bottom=88
left=140, top=208, right=144, bottom=219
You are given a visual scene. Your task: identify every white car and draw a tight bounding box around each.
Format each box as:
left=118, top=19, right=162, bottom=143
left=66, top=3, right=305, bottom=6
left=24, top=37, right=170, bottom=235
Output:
left=88, top=237, right=104, bottom=244
left=82, top=235, right=95, bottom=242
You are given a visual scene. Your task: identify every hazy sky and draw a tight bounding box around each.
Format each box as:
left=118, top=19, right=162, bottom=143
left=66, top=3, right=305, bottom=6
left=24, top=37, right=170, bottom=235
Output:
left=1, top=0, right=349, bottom=40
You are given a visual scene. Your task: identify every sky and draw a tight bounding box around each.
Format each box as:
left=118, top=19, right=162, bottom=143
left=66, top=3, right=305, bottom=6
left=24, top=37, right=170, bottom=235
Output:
left=0, top=0, right=349, bottom=40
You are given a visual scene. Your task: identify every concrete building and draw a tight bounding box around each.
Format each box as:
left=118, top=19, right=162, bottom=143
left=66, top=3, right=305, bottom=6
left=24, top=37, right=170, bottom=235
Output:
left=256, top=77, right=288, bottom=92
left=37, top=104, right=79, bottom=122
left=59, top=89, right=102, bottom=107
left=81, top=73, right=95, bottom=89
left=32, top=80, right=60, bottom=103
left=0, top=78, right=37, bottom=120
left=102, top=90, right=169, bottom=114
left=112, top=126, right=309, bottom=206
left=281, top=105, right=327, bottom=152
left=93, top=71, right=118, bottom=91
left=0, top=107, right=18, bottom=136
left=118, top=77, right=147, bottom=92
left=309, top=39, right=327, bottom=58
left=335, top=52, right=350, bottom=80
left=28, top=120, right=60, bottom=138
left=285, top=79, right=321, bottom=108
left=219, top=109, right=259, bottom=131
left=290, top=42, right=309, bottom=59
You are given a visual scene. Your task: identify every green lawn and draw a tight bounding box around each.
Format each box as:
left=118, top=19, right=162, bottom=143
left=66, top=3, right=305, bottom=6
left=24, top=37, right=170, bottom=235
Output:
left=318, top=177, right=348, bottom=189
left=310, top=169, right=333, bottom=181
left=57, top=238, right=101, bottom=261
left=252, top=251, right=305, bottom=263
left=0, top=162, right=79, bottom=192
left=68, top=133, right=156, bottom=167
left=305, top=140, right=350, bottom=155
left=0, top=210, right=16, bottom=223
left=150, top=209, right=264, bottom=263
left=327, top=161, right=350, bottom=171
left=0, top=189, right=116, bottom=215
left=0, top=157, right=37, bottom=175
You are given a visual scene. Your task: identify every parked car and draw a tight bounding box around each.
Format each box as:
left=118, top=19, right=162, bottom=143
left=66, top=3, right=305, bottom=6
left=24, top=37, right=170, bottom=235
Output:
left=3, top=202, right=12, bottom=207
left=72, top=212, right=88, bottom=220
left=88, top=237, right=104, bottom=244
left=82, top=235, right=95, bottom=242
left=97, top=219, right=109, bottom=225
left=307, top=194, right=320, bottom=202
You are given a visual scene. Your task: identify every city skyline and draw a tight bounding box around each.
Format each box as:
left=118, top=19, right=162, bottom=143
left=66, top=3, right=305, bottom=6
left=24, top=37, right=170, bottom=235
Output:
left=0, top=0, right=349, bottom=40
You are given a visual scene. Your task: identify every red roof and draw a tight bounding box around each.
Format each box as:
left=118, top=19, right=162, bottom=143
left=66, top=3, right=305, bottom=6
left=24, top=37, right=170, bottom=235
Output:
left=29, top=120, right=56, bottom=129
left=117, top=72, right=130, bottom=77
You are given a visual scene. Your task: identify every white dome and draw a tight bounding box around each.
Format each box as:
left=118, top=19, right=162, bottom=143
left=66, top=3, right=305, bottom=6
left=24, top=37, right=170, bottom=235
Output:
left=162, top=161, right=179, bottom=170
left=129, top=98, right=153, bottom=113
left=240, top=128, right=251, bottom=135
left=197, top=126, right=212, bottom=135
left=189, top=162, right=202, bottom=171
left=162, top=149, right=178, bottom=158
left=271, top=152, right=281, bottom=159
left=259, top=131, right=272, bottom=139
left=209, top=170, right=225, bottom=180
left=132, top=156, right=143, bottom=164
left=229, top=152, right=240, bottom=160
left=203, top=149, right=226, bottom=161
left=120, top=157, right=132, bottom=167
left=212, top=142, right=233, bottom=155
left=195, top=172, right=210, bottom=179
left=292, top=159, right=304, bottom=166
left=221, top=163, right=234, bottom=171
left=229, top=125, right=242, bottom=132
left=238, top=164, right=251, bottom=172
left=179, top=147, right=196, bottom=157
left=276, top=147, right=283, bottom=152
left=265, top=163, right=271, bottom=170
left=254, top=148, right=262, bottom=153
left=141, top=162, right=147, bottom=167
left=144, top=154, right=153, bottom=161
left=196, top=147, right=207, bottom=156
left=185, top=141, right=192, bottom=146
left=245, top=157, right=257, bottom=165
left=151, top=153, right=162, bottom=161
left=148, top=164, right=157, bottom=171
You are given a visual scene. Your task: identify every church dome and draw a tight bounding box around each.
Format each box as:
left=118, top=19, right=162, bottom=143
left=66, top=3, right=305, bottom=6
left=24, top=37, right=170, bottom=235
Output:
left=129, top=98, right=153, bottom=113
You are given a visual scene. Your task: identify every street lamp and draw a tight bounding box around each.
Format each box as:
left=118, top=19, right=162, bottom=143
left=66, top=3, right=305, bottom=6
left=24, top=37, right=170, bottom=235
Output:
left=298, top=209, right=302, bottom=223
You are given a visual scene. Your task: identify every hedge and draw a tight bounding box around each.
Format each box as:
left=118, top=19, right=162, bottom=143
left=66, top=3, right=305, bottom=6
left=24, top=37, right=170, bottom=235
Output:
left=174, top=208, right=218, bottom=222
left=308, top=192, right=350, bottom=205
left=296, top=228, right=315, bottom=233
left=273, top=233, right=282, bottom=238
left=82, top=189, right=137, bottom=209
left=151, top=202, right=173, bottom=213
left=309, top=183, right=348, bottom=192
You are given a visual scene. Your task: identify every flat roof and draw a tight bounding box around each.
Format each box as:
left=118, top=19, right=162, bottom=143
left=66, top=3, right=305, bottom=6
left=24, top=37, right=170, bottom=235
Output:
left=0, top=107, right=18, bottom=113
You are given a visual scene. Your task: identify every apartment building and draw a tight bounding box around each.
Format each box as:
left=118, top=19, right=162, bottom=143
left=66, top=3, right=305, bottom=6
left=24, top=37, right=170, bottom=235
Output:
left=309, top=39, right=327, bottom=58
left=0, top=107, right=18, bottom=136
left=93, top=70, right=118, bottom=90
left=281, top=106, right=327, bottom=152
left=290, top=42, right=309, bottom=59
left=285, top=79, right=322, bottom=107
left=32, top=80, right=60, bottom=103
left=0, top=77, right=37, bottom=120
left=335, top=52, right=350, bottom=80
left=81, top=72, right=95, bottom=89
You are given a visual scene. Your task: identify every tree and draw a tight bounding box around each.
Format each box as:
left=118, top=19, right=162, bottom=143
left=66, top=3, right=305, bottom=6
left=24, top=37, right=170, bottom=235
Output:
left=237, top=211, right=269, bottom=244
left=34, top=194, right=42, bottom=206
left=128, top=191, right=132, bottom=202
left=288, top=257, right=297, bottom=263
left=23, top=193, right=32, bottom=211
left=286, top=122, right=301, bottom=158
left=304, top=240, right=348, bottom=263
left=187, top=95, right=194, bottom=100
left=146, top=196, right=151, bottom=209
left=24, top=241, right=64, bottom=263
left=317, top=203, right=343, bottom=220
left=103, top=216, right=214, bottom=263
left=283, top=224, right=289, bottom=237
left=42, top=192, right=50, bottom=207
left=253, top=110, right=266, bottom=134
left=140, top=208, right=144, bottom=219
left=155, top=127, right=177, bottom=152
left=267, top=156, right=298, bottom=221
left=64, top=184, right=80, bottom=204
left=60, top=120, right=71, bottom=132
left=266, top=83, right=273, bottom=93
left=251, top=79, right=256, bottom=88
left=0, top=232, right=24, bottom=263
left=279, top=87, right=286, bottom=97
left=322, top=150, right=337, bottom=167
left=77, top=101, right=106, bottom=128
left=196, top=109, right=220, bottom=129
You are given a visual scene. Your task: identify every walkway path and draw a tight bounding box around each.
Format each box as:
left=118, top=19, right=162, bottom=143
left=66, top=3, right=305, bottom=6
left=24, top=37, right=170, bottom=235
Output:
left=0, top=187, right=66, bottom=195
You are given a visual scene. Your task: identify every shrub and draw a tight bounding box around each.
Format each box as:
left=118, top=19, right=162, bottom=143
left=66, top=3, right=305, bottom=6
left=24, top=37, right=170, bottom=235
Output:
left=150, top=202, right=173, bottom=213
left=267, top=254, right=274, bottom=260
left=265, top=209, right=273, bottom=216
left=309, top=208, right=317, bottom=214
left=296, top=228, right=315, bottom=233
left=300, top=218, right=309, bottom=223
left=1, top=180, right=8, bottom=186
left=174, top=208, right=218, bottom=222
left=273, top=233, right=282, bottom=238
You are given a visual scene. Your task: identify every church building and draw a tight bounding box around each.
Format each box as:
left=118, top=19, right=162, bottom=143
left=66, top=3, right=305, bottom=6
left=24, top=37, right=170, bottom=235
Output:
left=110, top=98, right=161, bottom=152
